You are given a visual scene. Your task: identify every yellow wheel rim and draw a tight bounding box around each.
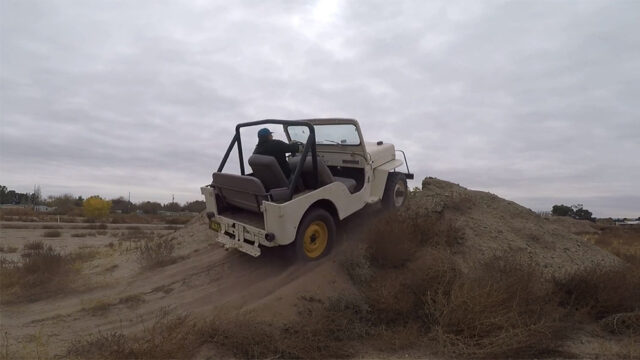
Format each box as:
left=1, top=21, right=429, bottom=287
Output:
left=303, top=220, right=328, bottom=258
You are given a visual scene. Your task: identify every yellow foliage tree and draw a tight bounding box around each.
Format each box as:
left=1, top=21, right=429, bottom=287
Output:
left=83, top=196, right=112, bottom=219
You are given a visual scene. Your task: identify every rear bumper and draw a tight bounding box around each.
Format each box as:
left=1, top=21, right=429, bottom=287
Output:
left=216, top=231, right=261, bottom=257
left=208, top=215, right=268, bottom=257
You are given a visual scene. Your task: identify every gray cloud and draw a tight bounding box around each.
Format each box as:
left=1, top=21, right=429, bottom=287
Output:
left=1, top=0, right=638, bottom=217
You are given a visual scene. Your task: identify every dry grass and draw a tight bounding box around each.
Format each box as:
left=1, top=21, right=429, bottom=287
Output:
left=68, top=297, right=368, bottom=360
left=555, top=265, right=640, bottom=320
left=136, top=238, right=177, bottom=269
left=64, top=211, right=640, bottom=359
left=67, top=307, right=207, bottom=360
left=341, top=211, right=571, bottom=358
left=0, top=242, right=97, bottom=304
left=0, top=208, right=35, bottom=218
left=590, top=226, right=640, bottom=266
left=363, top=211, right=462, bottom=269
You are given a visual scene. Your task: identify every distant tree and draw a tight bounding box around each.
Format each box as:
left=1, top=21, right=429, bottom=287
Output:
left=551, top=204, right=574, bottom=217
left=6, top=190, right=18, bottom=204
left=75, top=196, right=84, bottom=207
left=163, top=202, right=182, bottom=212
left=183, top=200, right=206, bottom=213
left=111, top=197, right=133, bottom=214
left=552, top=203, right=594, bottom=221
left=138, top=201, right=162, bottom=214
left=574, top=207, right=594, bottom=221
left=47, top=194, right=78, bottom=214
left=83, top=196, right=112, bottom=219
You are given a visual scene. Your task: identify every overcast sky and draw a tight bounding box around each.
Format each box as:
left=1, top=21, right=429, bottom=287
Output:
left=1, top=0, right=638, bottom=217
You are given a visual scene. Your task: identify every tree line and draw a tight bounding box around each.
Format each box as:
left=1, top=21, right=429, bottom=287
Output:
left=551, top=204, right=593, bottom=221
left=0, top=185, right=205, bottom=215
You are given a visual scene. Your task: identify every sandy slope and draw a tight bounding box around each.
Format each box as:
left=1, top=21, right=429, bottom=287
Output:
left=0, top=178, right=622, bottom=357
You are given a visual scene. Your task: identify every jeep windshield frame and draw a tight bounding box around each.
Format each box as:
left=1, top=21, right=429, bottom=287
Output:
left=216, top=119, right=319, bottom=199
left=286, top=123, right=361, bottom=146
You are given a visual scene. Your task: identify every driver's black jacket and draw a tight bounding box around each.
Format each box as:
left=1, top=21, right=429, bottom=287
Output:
left=253, top=139, right=298, bottom=178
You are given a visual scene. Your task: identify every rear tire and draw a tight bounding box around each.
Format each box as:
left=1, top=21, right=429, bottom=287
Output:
left=382, top=172, right=408, bottom=209
left=294, top=208, right=335, bottom=261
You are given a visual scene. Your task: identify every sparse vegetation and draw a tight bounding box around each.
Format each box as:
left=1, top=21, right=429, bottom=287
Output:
left=0, top=242, right=96, bottom=303
left=589, top=226, right=640, bottom=266
left=136, top=238, right=177, bottom=268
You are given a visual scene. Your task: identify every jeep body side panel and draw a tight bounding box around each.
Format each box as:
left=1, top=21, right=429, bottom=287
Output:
left=369, top=159, right=404, bottom=203
left=264, top=180, right=370, bottom=246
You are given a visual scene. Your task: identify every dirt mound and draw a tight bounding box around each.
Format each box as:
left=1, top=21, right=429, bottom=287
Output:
left=413, top=177, right=618, bottom=275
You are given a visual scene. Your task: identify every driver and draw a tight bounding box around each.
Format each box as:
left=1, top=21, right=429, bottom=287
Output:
left=253, top=128, right=300, bottom=178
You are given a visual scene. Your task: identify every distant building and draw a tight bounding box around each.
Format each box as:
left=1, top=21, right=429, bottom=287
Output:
left=616, top=220, right=640, bottom=227
left=34, top=205, right=55, bottom=212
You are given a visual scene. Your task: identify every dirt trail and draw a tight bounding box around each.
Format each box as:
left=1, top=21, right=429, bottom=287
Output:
left=0, top=178, right=621, bottom=357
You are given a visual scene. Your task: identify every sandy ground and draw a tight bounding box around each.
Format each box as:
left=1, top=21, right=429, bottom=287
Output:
left=0, top=178, right=635, bottom=358
left=0, top=214, right=361, bottom=357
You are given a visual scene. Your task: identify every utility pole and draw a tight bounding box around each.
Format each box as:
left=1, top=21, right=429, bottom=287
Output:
left=172, top=194, right=175, bottom=203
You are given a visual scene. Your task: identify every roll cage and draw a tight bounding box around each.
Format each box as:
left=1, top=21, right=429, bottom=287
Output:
left=215, top=119, right=320, bottom=201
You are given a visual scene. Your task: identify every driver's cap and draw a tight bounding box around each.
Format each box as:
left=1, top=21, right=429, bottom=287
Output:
left=257, top=128, right=273, bottom=139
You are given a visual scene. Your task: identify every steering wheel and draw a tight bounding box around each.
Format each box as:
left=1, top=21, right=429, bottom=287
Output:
left=290, top=140, right=305, bottom=154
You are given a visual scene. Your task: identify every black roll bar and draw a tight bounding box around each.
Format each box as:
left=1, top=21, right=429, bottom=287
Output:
left=395, top=149, right=415, bottom=180
left=215, top=119, right=319, bottom=199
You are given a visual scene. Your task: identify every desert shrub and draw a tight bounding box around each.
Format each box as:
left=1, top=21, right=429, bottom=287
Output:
left=83, top=196, right=112, bottom=219
left=69, top=297, right=368, bottom=360
left=42, top=224, right=62, bottom=229
left=591, top=227, right=640, bottom=266
left=23, top=240, right=45, bottom=252
left=555, top=265, right=640, bottom=320
left=136, top=238, right=176, bottom=268
left=43, top=230, right=62, bottom=238
left=1, top=244, right=73, bottom=303
left=68, top=308, right=205, bottom=360
left=336, top=209, right=571, bottom=358
left=363, top=210, right=461, bottom=269
left=427, top=258, right=568, bottom=358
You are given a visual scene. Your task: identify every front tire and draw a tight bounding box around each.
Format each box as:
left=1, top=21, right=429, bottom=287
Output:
left=295, top=208, right=335, bottom=261
left=382, top=172, right=408, bottom=209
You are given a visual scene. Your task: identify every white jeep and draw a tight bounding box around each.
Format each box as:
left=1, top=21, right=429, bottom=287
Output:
left=201, top=118, right=413, bottom=260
